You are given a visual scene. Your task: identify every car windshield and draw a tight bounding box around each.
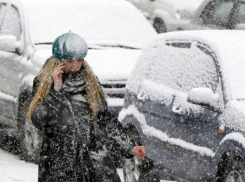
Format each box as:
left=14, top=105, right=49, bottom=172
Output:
left=22, top=0, right=156, bottom=49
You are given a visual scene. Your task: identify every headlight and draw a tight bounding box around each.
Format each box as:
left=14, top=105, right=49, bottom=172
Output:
left=176, top=13, right=181, bottom=20
left=177, top=10, right=192, bottom=20
left=175, top=9, right=181, bottom=20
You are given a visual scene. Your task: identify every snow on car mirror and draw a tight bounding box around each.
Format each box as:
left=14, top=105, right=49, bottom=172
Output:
left=187, top=87, right=220, bottom=111
left=0, top=35, right=21, bottom=54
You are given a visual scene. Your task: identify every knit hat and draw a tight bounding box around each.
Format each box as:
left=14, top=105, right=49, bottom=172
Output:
left=52, top=32, right=88, bottom=60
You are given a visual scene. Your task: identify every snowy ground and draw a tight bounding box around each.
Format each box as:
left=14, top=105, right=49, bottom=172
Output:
left=0, top=149, right=174, bottom=182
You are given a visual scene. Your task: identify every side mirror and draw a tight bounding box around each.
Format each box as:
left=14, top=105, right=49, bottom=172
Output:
left=187, top=88, right=220, bottom=111
left=0, top=35, right=21, bottom=54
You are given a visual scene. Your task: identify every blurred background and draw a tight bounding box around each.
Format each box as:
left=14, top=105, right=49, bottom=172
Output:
left=126, top=0, right=245, bottom=33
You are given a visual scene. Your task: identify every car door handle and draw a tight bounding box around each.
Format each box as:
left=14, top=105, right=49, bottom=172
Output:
left=172, top=106, right=183, bottom=116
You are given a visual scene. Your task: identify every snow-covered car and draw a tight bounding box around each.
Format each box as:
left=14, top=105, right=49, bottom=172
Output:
left=185, top=0, right=245, bottom=31
left=127, top=0, right=203, bottom=33
left=0, top=0, right=156, bottom=162
left=120, top=30, right=245, bottom=181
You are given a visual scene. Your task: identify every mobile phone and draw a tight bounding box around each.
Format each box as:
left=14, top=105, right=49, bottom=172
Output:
left=57, top=59, right=62, bottom=64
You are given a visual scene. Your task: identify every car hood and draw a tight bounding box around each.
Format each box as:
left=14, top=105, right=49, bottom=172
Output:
left=32, top=48, right=142, bottom=81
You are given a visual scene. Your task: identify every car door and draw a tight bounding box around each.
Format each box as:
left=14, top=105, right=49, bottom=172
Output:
left=169, top=42, right=225, bottom=181
left=138, top=41, right=225, bottom=181
left=134, top=43, right=180, bottom=168
left=134, top=43, right=213, bottom=179
left=188, top=0, right=236, bottom=30
left=0, top=3, right=25, bottom=126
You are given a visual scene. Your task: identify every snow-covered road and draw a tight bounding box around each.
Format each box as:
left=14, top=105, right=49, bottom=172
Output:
left=0, top=149, right=37, bottom=182
left=0, top=149, right=173, bottom=182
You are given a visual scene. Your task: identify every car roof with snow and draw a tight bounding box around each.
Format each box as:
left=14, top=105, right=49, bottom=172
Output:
left=130, top=30, right=245, bottom=101
left=6, top=0, right=156, bottom=48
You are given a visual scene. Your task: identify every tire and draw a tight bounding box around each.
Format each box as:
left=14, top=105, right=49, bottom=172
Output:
left=123, top=126, right=159, bottom=182
left=217, top=153, right=245, bottom=182
left=18, top=96, right=42, bottom=163
left=153, top=18, right=167, bottom=34
left=123, top=126, right=142, bottom=182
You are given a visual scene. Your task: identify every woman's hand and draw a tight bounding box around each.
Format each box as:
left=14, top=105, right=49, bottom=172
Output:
left=52, top=62, right=65, bottom=91
left=132, top=146, right=146, bottom=160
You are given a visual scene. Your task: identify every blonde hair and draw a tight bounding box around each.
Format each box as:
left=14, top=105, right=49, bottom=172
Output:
left=28, top=56, right=105, bottom=122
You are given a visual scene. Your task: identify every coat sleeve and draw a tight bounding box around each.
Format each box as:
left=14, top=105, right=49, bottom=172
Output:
left=97, top=109, right=134, bottom=159
left=31, top=88, right=67, bottom=131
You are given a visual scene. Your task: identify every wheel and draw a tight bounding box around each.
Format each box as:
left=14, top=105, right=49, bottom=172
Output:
left=124, top=156, right=142, bottom=182
left=123, top=125, right=159, bottom=182
left=217, top=153, right=245, bottom=182
left=153, top=18, right=167, bottom=34
left=123, top=125, right=143, bottom=182
left=18, top=96, right=42, bottom=163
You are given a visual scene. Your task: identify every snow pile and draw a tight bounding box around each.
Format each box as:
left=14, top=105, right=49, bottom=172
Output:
left=188, top=87, right=220, bottom=109
left=0, top=36, right=20, bottom=51
left=119, top=105, right=215, bottom=157
left=107, top=98, right=124, bottom=107
left=220, top=132, right=245, bottom=148
left=137, top=79, right=174, bottom=106
left=0, top=91, right=17, bottom=103
left=21, top=74, right=35, bottom=87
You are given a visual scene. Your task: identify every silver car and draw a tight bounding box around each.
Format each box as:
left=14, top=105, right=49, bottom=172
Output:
left=185, top=0, right=245, bottom=30
left=0, top=0, right=156, bottom=162
left=127, top=0, right=203, bottom=33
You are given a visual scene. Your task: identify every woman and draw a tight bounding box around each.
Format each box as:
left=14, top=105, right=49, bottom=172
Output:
left=29, top=32, right=146, bottom=182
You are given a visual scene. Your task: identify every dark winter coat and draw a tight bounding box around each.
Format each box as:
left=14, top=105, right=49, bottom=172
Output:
left=31, top=70, right=133, bottom=182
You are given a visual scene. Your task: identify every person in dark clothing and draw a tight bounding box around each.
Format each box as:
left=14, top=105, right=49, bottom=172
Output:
left=28, top=32, right=146, bottom=182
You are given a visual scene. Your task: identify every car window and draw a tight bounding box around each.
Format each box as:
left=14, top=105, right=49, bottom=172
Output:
left=0, top=3, right=7, bottom=30
left=200, top=0, right=216, bottom=25
left=0, top=5, right=21, bottom=39
left=146, top=43, right=219, bottom=93
left=236, top=3, right=245, bottom=24
left=211, top=1, right=233, bottom=27
left=200, top=0, right=234, bottom=28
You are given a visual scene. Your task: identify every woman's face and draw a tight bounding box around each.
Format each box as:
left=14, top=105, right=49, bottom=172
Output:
left=61, top=59, right=83, bottom=74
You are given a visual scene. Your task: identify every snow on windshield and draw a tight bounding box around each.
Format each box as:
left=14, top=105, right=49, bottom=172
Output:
left=127, top=30, right=245, bottom=101
left=21, top=0, right=156, bottom=48
left=126, top=40, right=218, bottom=101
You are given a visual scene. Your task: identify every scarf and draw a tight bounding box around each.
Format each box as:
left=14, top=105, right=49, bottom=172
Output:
left=61, top=68, right=87, bottom=102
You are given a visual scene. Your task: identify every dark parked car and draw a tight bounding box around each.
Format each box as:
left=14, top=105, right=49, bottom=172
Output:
left=120, top=30, right=245, bottom=181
